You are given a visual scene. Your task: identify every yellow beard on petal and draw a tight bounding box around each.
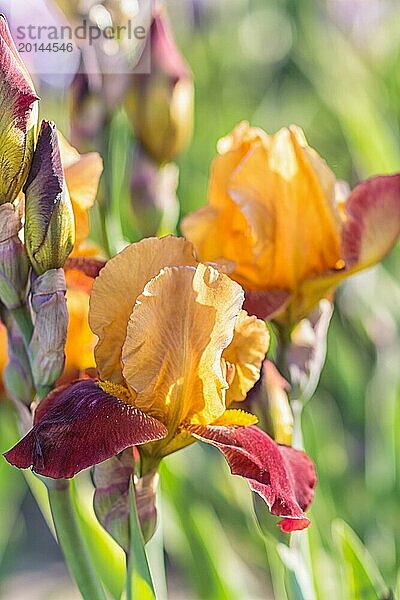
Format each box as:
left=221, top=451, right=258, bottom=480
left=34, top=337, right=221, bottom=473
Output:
left=98, top=380, right=136, bottom=406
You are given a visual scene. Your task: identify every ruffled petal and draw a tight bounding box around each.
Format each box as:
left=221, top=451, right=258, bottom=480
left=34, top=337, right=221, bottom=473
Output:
left=223, top=310, right=269, bottom=404
left=122, top=264, right=244, bottom=426
left=228, top=126, right=341, bottom=290
left=187, top=424, right=316, bottom=532
left=3, top=379, right=167, bottom=478
left=89, top=236, right=197, bottom=384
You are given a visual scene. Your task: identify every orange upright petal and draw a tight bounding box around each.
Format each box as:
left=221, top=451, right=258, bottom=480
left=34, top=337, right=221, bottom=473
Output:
left=121, top=264, right=244, bottom=427
left=64, top=287, right=97, bottom=377
left=89, top=237, right=197, bottom=384
left=228, top=126, right=341, bottom=289
left=58, top=132, right=103, bottom=251
left=183, top=122, right=342, bottom=292
left=0, top=322, right=8, bottom=390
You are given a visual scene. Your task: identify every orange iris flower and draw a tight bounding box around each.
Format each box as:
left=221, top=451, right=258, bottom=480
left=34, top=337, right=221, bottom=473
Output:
left=5, top=237, right=317, bottom=532
left=182, top=122, right=400, bottom=324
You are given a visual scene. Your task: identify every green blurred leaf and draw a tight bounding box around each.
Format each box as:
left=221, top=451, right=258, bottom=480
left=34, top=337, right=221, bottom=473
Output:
left=126, top=478, right=155, bottom=600
left=332, top=519, right=389, bottom=599
left=0, top=402, right=26, bottom=570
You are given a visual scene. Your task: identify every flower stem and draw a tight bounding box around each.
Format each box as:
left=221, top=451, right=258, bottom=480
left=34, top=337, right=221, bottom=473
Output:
left=47, top=478, right=106, bottom=600
left=9, top=302, right=106, bottom=599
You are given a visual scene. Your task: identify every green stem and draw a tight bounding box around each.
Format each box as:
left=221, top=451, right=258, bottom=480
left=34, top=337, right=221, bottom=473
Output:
left=47, top=479, right=106, bottom=600
left=10, top=303, right=106, bottom=598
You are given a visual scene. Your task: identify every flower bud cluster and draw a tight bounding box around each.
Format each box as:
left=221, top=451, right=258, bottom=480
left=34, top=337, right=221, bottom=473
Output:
left=0, top=16, right=74, bottom=404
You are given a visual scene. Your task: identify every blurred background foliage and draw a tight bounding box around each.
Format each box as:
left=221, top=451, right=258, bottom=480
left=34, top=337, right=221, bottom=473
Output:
left=1, top=0, right=400, bottom=598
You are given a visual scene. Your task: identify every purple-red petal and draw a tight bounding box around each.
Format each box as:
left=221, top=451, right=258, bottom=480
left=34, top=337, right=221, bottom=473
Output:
left=4, top=379, right=167, bottom=478
left=188, top=424, right=316, bottom=532
left=64, top=256, right=106, bottom=279
left=342, top=174, right=400, bottom=270
left=244, top=289, right=291, bottom=320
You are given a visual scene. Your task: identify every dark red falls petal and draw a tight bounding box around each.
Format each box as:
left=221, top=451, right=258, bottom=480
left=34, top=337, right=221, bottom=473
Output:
left=4, top=379, right=167, bottom=479
left=64, top=257, right=107, bottom=279
left=244, top=289, right=291, bottom=320
left=187, top=424, right=317, bottom=533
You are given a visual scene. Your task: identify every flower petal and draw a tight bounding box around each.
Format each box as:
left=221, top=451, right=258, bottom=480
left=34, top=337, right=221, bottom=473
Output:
left=243, top=288, right=291, bottom=320
left=65, top=256, right=106, bottom=281
left=342, top=174, right=400, bottom=271
left=58, top=132, right=103, bottom=251
left=3, top=379, right=167, bottom=478
left=228, top=126, right=341, bottom=290
left=187, top=424, right=316, bottom=532
left=122, top=264, right=244, bottom=426
left=294, top=175, right=400, bottom=321
left=64, top=288, right=96, bottom=376
left=223, top=310, right=269, bottom=404
left=89, top=236, right=197, bottom=384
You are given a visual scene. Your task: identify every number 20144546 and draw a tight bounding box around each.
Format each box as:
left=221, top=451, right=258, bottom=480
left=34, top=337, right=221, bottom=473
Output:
left=18, top=42, right=74, bottom=53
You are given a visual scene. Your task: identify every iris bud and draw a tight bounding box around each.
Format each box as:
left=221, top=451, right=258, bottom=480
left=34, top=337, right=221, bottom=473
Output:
left=130, top=144, right=179, bottom=236
left=24, top=121, right=75, bottom=275
left=0, top=15, right=38, bottom=204
left=29, top=268, right=68, bottom=394
left=0, top=204, right=30, bottom=310
left=125, top=9, right=194, bottom=164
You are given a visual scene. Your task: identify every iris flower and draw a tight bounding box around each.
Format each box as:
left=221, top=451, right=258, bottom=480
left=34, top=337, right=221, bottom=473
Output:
left=182, top=122, right=400, bottom=324
left=5, top=237, right=316, bottom=532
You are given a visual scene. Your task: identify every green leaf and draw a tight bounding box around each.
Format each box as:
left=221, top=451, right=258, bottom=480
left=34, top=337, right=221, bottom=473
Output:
left=126, top=478, right=156, bottom=600
left=0, top=402, right=26, bottom=569
left=332, top=519, right=390, bottom=600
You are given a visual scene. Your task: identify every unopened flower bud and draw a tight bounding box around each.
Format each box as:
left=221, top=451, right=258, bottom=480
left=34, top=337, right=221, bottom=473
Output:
left=125, top=9, right=194, bottom=164
left=0, top=204, right=30, bottom=309
left=0, top=15, right=38, bottom=204
left=94, top=449, right=159, bottom=549
left=130, top=145, right=179, bottom=236
left=24, top=121, right=75, bottom=275
left=29, top=268, right=68, bottom=394
left=1, top=307, right=35, bottom=406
